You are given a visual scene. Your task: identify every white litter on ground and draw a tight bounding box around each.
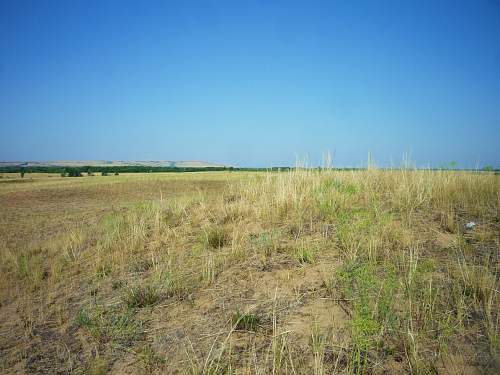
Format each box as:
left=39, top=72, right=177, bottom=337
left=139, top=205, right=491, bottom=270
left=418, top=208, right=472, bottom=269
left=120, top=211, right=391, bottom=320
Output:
left=465, top=221, right=476, bottom=230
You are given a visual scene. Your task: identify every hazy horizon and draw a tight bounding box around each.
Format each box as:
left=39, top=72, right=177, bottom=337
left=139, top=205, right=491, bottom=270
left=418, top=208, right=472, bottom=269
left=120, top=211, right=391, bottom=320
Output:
left=1, top=1, right=499, bottom=168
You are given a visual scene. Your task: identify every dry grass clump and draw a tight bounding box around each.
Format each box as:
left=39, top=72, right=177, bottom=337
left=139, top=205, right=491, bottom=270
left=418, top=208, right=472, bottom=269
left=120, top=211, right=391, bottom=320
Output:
left=202, top=225, right=231, bottom=249
left=0, top=169, right=498, bottom=373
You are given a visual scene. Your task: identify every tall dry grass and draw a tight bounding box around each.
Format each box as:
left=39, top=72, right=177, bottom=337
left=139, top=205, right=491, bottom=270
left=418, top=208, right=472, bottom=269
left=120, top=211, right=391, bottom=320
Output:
left=0, top=169, right=498, bottom=373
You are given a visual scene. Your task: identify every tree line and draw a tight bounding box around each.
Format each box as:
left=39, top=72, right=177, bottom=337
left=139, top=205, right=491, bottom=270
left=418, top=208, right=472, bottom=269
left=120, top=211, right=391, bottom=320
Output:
left=0, top=165, right=296, bottom=175
left=2, top=165, right=497, bottom=177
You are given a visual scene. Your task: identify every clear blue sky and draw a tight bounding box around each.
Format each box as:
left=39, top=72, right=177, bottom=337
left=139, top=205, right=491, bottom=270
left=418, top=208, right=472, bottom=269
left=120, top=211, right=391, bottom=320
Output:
left=1, top=0, right=499, bottom=167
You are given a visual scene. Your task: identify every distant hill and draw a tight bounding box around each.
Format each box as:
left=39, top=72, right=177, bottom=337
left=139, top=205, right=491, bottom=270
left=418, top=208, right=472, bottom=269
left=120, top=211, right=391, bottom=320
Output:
left=0, top=160, right=226, bottom=168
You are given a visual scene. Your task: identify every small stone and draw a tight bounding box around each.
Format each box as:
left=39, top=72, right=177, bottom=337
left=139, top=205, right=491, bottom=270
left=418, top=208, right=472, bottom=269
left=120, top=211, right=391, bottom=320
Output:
left=465, top=221, right=476, bottom=230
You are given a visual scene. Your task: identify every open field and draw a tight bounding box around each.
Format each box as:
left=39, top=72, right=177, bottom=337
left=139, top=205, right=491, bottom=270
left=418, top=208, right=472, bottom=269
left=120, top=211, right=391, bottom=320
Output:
left=0, top=170, right=498, bottom=374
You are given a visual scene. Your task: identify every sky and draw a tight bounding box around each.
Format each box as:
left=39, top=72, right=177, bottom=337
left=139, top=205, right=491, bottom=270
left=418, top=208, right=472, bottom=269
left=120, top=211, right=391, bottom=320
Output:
left=1, top=0, right=499, bottom=168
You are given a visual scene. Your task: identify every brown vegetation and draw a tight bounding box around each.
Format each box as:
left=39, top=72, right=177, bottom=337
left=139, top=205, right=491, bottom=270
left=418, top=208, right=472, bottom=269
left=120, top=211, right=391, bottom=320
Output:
left=0, top=170, right=498, bottom=374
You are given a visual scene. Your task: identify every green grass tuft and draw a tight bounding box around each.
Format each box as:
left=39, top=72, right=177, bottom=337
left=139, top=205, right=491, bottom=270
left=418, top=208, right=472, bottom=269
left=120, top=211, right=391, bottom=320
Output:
left=123, top=284, right=161, bottom=308
left=232, top=309, right=260, bottom=331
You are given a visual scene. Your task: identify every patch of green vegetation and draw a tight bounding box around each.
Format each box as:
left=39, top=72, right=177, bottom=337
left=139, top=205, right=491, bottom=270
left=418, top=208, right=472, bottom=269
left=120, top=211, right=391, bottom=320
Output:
left=76, top=305, right=141, bottom=346
left=123, top=284, right=162, bottom=308
left=312, top=179, right=358, bottom=220
left=335, top=207, right=396, bottom=261
left=318, top=179, right=358, bottom=196
left=250, top=231, right=280, bottom=256
left=100, top=212, right=126, bottom=233
left=134, top=201, right=158, bottom=212
left=136, top=344, right=166, bottom=372
left=232, top=309, right=260, bottom=331
left=76, top=309, right=93, bottom=327
left=316, top=198, right=336, bottom=220
left=155, top=270, right=195, bottom=300
left=202, top=226, right=230, bottom=249
left=314, top=188, right=336, bottom=219
left=295, top=242, right=315, bottom=264
left=15, top=250, right=46, bottom=288
left=336, top=261, right=398, bottom=373
left=309, top=320, right=326, bottom=370
left=332, top=180, right=358, bottom=195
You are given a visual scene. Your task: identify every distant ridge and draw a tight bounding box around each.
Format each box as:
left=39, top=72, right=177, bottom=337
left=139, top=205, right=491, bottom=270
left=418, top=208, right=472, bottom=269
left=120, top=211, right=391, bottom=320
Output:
left=0, top=160, right=226, bottom=168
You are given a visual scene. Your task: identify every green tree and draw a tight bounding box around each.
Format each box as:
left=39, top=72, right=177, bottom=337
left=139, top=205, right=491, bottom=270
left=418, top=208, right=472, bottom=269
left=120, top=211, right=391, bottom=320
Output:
left=66, top=168, right=82, bottom=177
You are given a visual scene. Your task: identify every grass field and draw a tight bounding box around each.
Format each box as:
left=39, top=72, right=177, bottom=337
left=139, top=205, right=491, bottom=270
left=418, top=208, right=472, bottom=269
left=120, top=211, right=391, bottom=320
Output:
left=0, top=170, right=498, bottom=374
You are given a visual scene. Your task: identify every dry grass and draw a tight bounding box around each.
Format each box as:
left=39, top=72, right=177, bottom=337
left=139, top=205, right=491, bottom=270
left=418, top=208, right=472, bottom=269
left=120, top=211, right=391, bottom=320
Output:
left=0, top=169, right=498, bottom=374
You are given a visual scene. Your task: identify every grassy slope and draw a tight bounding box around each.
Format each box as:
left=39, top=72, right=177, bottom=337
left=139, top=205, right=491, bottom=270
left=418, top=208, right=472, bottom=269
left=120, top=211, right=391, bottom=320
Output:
left=0, top=170, right=498, bottom=374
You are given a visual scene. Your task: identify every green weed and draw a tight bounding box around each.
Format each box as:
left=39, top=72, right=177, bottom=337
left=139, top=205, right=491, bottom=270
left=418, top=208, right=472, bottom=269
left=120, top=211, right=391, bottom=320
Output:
left=76, top=305, right=141, bottom=346
left=232, top=309, right=260, bottom=331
